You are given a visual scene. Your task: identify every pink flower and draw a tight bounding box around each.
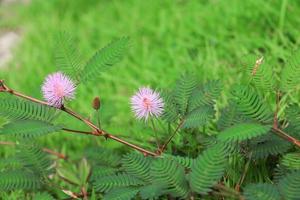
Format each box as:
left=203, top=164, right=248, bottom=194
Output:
left=130, top=87, right=164, bottom=121
left=42, top=72, right=76, bottom=107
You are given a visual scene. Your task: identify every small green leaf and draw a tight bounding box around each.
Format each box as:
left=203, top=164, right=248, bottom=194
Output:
left=81, top=37, right=130, bottom=83
left=0, top=120, right=63, bottom=138
left=217, top=123, right=271, bottom=142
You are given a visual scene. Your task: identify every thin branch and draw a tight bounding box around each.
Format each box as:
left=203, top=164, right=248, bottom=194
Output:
left=235, top=152, right=252, bottom=192
left=272, top=127, right=300, bottom=148
left=160, top=119, right=185, bottom=153
left=272, top=90, right=300, bottom=148
left=0, top=141, right=67, bottom=159
left=0, top=80, right=158, bottom=156
left=0, top=141, right=15, bottom=146
left=42, top=148, right=67, bottom=160
left=150, top=118, right=160, bottom=149
left=62, top=128, right=94, bottom=135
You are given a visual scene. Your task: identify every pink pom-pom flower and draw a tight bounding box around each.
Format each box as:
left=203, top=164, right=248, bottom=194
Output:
left=130, top=87, right=164, bottom=121
left=42, top=72, right=76, bottom=108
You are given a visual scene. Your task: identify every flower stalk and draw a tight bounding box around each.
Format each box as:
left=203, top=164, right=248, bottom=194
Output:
left=0, top=80, right=159, bottom=156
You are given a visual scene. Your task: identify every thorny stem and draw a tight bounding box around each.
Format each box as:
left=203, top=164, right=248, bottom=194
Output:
left=160, top=119, right=185, bottom=153
left=0, top=141, right=67, bottom=160
left=0, top=80, right=158, bottom=156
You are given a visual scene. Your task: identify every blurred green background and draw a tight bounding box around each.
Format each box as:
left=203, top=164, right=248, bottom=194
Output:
left=0, top=0, right=300, bottom=158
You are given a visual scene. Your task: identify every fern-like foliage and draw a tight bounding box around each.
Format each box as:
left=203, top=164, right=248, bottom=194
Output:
left=164, top=154, right=195, bottom=169
left=189, top=80, right=222, bottom=111
left=0, top=96, right=58, bottom=122
left=281, top=152, right=300, bottom=170
left=161, top=90, right=179, bottom=123
left=183, top=105, right=215, bottom=128
left=33, top=192, right=55, bottom=200
left=16, top=144, right=54, bottom=177
left=0, top=170, right=41, bottom=191
left=81, top=37, right=130, bottom=83
left=0, top=120, right=63, bottom=138
left=189, top=143, right=228, bottom=195
left=231, top=85, right=273, bottom=124
left=243, top=183, right=280, bottom=200
left=85, top=146, right=121, bottom=167
left=103, top=187, right=139, bottom=200
left=285, top=105, right=300, bottom=133
left=249, top=133, right=292, bottom=159
left=217, top=102, right=247, bottom=131
left=151, top=158, right=189, bottom=198
left=55, top=32, right=83, bottom=81
left=93, top=173, right=144, bottom=192
left=281, top=49, right=300, bottom=92
left=90, top=166, right=118, bottom=182
left=217, top=123, right=271, bottom=143
left=121, top=152, right=152, bottom=182
left=174, top=73, right=197, bottom=115
left=162, top=76, right=218, bottom=129
left=278, top=170, right=300, bottom=200
left=240, top=54, right=275, bottom=93
left=0, top=156, right=22, bottom=169
left=139, top=184, right=165, bottom=200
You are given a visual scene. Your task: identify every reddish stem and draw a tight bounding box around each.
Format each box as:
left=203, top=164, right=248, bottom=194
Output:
left=272, top=90, right=300, bottom=148
left=0, top=80, right=158, bottom=156
left=0, top=141, right=67, bottom=159
left=160, top=119, right=185, bottom=153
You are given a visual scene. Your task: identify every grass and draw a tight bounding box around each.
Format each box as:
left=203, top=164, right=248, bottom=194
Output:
left=0, top=0, right=300, bottom=170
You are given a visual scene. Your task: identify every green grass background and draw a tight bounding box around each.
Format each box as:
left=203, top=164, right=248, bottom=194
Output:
left=1, top=0, right=300, bottom=198
left=0, top=0, right=300, bottom=169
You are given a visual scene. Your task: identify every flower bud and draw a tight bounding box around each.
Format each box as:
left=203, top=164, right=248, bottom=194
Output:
left=92, top=96, right=101, bottom=110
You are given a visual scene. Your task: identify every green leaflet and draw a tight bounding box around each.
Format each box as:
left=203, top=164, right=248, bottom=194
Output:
left=81, top=37, right=130, bottom=83
left=103, top=187, right=139, bottom=200
left=164, top=154, right=195, bottom=169
left=90, top=166, right=118, bottom=182
left=239, top=54, right=275, bottom=94
left=17, top=144, right=54, bottom=177
left=93, top=173, right=144, bottom=192
left=139, top=184, right=165, bottom=200
left=121, top=152, right=152, bottom=182
left=33, top=192, right=55, bottom=200
left=217, top=123, right=271, bottom=142
left=217, top=101, right=247, bottom=131
left=0, top=96, right=58, bottom=122
left=174, top=73, right=197, bottom=115
left=55, top=32, right=83, bottom=81
left=84, top=146, right=121, bottom=167
left=189, top=143, right=228, bottom=194
left=243, top=183, right=281, bottom=200
left=278, top=170, right=300, bottom=200
left=183, top=105, right=215, bottom=128
left=161, top=90, right=179, bottom=123
left=0, top=170, right=42, bottom=191
left=189, top=80, right=222, bottom=111
left=249, top=133, right=292, bottom=159
left=231, top=85, right=273, bottom=124
left=281, top=152, right=300, bottom=170
left=281, top=49, right=300, bottom=92
left=151, top=158, right=189, bottom=198
left=0, top=120, right=63, bottom=138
